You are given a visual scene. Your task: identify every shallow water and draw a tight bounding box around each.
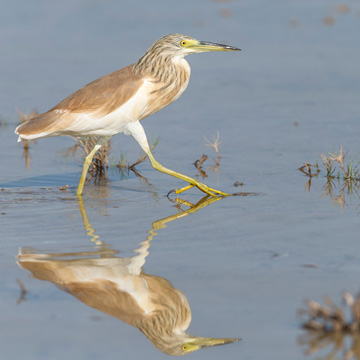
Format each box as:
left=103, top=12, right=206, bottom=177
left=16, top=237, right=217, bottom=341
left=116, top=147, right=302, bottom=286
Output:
left=1, top=1, right=360, bottom=359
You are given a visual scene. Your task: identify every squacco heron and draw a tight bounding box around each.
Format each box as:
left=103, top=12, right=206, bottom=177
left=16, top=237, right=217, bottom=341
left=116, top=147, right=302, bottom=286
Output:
left=15, top=34, right=240, bottom=196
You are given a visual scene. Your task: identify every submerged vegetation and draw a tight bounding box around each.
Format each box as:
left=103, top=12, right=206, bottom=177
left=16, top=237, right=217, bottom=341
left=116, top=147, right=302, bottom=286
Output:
left=298, top=291, right=360, bottom=359
left=299, top=147, right=360, bottom=210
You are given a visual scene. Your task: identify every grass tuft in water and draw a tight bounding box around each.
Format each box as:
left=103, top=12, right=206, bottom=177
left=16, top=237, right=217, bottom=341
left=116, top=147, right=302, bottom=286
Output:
left=63, top=135, right=160, bottom=184
left=299, top=147, right=360, bottom=210
left=300, top=147, right=360, bottom=182
left=298, top=291, right=360, bottom=359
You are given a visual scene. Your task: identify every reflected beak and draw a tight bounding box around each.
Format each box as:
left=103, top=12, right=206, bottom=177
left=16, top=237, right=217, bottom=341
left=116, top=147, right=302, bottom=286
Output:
left=191, top=336, right=241, bottom=349
left=190, top=40, right=241, bottom=52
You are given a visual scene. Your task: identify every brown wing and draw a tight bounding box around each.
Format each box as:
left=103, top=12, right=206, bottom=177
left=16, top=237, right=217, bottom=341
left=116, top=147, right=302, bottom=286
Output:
left=16, top=64, right=144, bottom=138
left=63, top=280, right=146, bottom=326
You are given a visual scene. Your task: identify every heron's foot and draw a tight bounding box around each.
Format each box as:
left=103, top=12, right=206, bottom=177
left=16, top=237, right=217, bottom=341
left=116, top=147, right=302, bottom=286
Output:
left=146, top=151, right=231, bottom=197
left=169, top=181, right=231, bottom=197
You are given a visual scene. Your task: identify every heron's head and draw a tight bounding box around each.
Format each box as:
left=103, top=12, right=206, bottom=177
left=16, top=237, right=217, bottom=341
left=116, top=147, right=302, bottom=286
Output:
left=177, top=335, right=241, bottom=356
left=149, top=333, right=240, bottom=356
left=149, top=33, right=241, bottom=58
left=133, top=34, right=240, bottom=76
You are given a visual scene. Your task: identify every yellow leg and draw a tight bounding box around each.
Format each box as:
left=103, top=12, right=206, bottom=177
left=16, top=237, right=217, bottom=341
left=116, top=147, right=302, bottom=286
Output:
left=170, top=184, right=194, bottom=195
left=76, top=137, right=110, bottom=197
left=125, top=121, right=231, bottom=197
left=146, top=151, right=230, bottom=197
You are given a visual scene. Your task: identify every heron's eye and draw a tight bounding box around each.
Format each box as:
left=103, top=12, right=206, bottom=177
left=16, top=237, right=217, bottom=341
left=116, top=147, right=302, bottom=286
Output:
left=182, top=344, right=189, bottom=351
left=180, top=40, right=188, bottom=47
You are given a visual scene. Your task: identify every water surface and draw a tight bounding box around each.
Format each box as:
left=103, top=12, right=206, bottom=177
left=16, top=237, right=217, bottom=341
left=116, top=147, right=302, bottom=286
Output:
left=1, top=1, right=360, bottom=359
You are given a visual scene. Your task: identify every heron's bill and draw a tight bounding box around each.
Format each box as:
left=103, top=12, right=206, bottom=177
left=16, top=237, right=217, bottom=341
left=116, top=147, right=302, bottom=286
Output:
left=190, top=40, right=241, bottom=52
left=184, top=336, right=241, bottom=351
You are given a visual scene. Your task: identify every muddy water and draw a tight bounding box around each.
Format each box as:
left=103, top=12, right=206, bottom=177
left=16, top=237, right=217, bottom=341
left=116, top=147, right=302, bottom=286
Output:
left=1, top=1, right=360, bottom=359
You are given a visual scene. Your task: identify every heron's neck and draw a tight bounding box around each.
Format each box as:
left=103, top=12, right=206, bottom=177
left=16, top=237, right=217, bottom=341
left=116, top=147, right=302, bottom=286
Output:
left=134, top=53, right=191, bottom=119
left=133, top=52, right=188, bottom=80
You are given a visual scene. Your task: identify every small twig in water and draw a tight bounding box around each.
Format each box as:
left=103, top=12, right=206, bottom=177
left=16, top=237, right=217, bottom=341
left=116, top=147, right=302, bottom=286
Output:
left=16, top=279, right=27, bottom=305
left=16, top=109, right=39, bottom=170
left=205, top=131, right=222, bottom=171
left=194, top=155, right=208, bottom=178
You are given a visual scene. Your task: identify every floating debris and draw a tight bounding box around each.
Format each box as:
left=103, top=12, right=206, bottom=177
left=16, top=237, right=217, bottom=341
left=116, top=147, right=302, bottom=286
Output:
left=234, top=181, right=244, bottom=187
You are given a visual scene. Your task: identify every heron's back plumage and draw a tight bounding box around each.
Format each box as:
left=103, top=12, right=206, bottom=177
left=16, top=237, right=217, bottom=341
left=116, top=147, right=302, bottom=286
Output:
left=15, top=40, right=191, bottom=141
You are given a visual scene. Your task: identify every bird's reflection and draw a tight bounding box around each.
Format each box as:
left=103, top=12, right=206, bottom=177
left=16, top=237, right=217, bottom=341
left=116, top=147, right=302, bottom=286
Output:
left=17, top=196, right=239, bottom=356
